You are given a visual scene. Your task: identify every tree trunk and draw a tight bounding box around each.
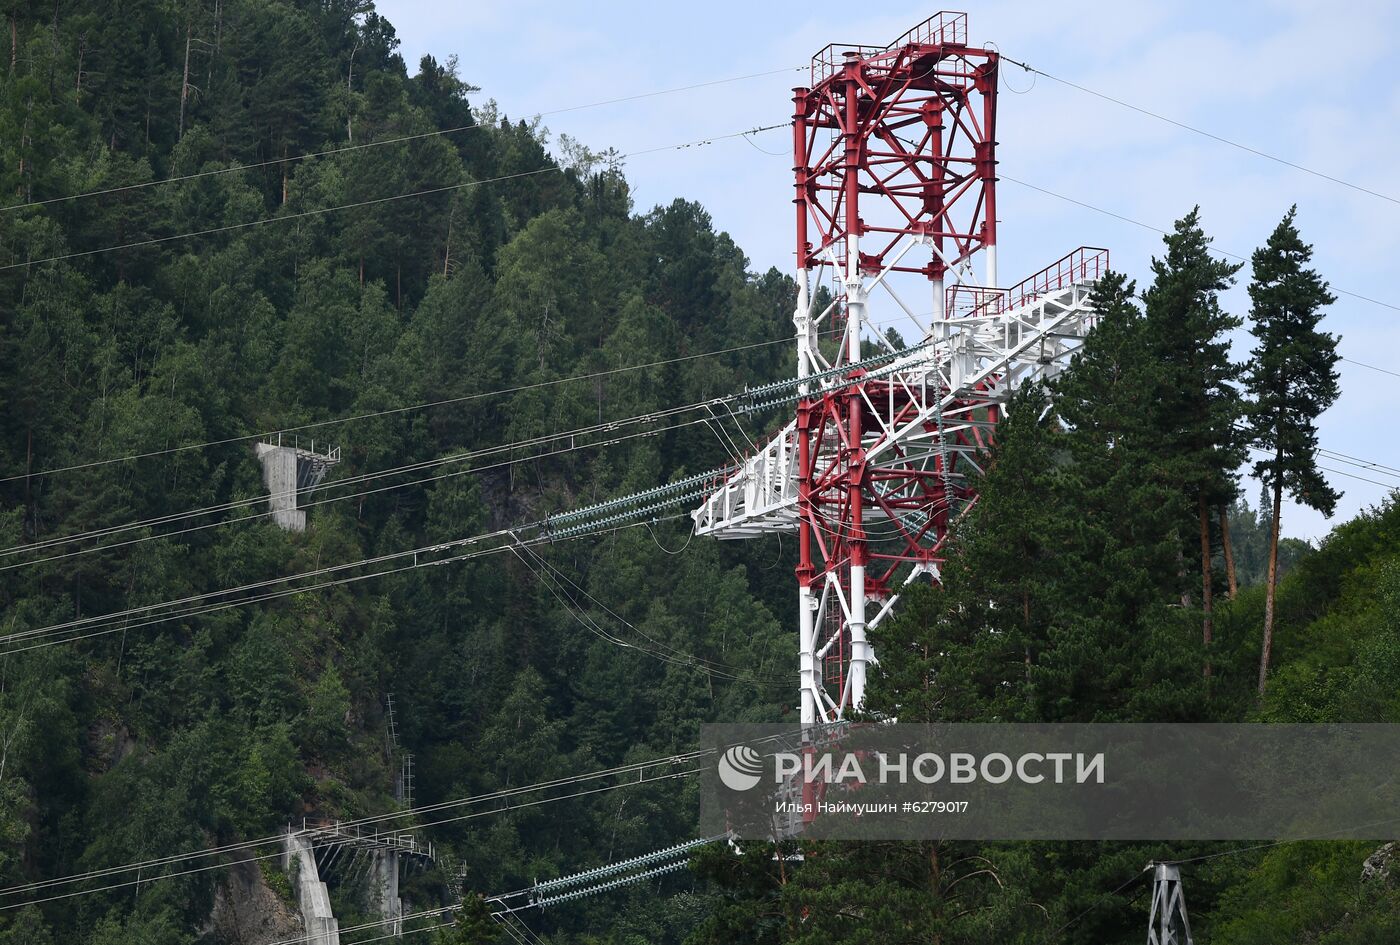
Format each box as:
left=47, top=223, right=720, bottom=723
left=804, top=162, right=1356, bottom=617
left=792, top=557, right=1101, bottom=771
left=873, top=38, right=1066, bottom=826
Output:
left=17, top=108, right=28, bottom=200
left=1175, top=534, right=1191, bottom=608
left=1199, top=494, right=1213, bottom=678
left=74, top=33, right=85, bottom=102
left=346, top=39, right=359, bottom=143
left=1023, top=590, right=1032, bottom=682
left=1258, top=468, right=1284, bottom=696
left=1220, top=504, right=1238, bottom=599
left=179, top=23, right=192, bottom=139
left=10, top=14, right=16, bottom=74
left=443, top=209, right=453, bottom=276
left=208, top=0, right=221, bottom=86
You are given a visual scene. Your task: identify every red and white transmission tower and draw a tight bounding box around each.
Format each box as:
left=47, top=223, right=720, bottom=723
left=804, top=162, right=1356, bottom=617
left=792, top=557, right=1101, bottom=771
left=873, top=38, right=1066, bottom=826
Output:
left=693, top=12, right=1108, bottom=725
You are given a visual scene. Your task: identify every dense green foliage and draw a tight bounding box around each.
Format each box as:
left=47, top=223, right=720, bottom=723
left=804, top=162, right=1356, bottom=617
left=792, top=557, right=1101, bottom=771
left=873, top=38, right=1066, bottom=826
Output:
left=0, top=3, right=1396, bottom=943
left=686, top=254, right=1400, bottom=941
left=0, top=2, right=796, bottom=940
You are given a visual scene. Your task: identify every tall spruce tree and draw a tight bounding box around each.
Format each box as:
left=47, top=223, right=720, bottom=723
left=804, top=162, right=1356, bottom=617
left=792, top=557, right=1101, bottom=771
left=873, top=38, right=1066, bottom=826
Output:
left=1140, top=209, right=1246, bottom=675
left=1244, top=207, right=1340, bottom=695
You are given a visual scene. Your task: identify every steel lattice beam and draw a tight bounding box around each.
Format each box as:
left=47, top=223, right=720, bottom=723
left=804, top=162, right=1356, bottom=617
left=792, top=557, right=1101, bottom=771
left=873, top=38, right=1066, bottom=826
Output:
left=692, top=12, right=1111, bottom=727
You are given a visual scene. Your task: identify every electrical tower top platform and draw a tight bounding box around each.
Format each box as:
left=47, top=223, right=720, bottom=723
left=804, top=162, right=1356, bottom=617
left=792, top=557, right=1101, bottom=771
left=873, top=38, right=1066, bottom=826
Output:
left=795, top=10, right=997, bottom=303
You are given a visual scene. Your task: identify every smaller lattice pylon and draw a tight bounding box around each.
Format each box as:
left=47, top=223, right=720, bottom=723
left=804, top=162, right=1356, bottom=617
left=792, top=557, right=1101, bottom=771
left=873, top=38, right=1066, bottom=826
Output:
left=385, top=693, right=401, bottom=750
left=1147, top=862, right=1194, bottom=945
left=402, top=752, right=415, bottom=811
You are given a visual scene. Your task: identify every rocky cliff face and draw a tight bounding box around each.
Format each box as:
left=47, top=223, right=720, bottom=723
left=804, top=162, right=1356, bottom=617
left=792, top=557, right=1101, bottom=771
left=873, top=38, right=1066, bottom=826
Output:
left=1363, top=842, right=1398, bottom=888
left=207, top=860, right=303, bottom=945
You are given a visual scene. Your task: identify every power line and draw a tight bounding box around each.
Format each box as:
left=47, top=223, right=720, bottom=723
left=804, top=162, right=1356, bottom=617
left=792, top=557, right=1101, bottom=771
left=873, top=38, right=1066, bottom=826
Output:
left=0, top=396, right=733, bottom=567
left=270, top=905, right=453, bottom=945
left=1343, top=356, right=1400, bottom=380
left=0, top=334, right=792, bottom=484
left=0, top=744, right=721, bottom=907
left=1315, top=447, right=1400, bottom=480
left=2, top=763, right=705, bottom=909
left=0, top=747, right=714, bottom=900
left=7, top=336, right=1396, bottom=648
left=998, top=56, right=1400, bottom=341
left=1247, top=445, right=1399, bottom=491
left=999, top=174, right=1400, bottom=316
left=3, top=348, right=944, bottom=650
left=0, top=417, right=716, bottom=575
left=1038, top=867, right=1151, bottom=944
left=2, top=340, right=923, bottom=567
left=0, top=65, right=801, bottom=215
left=0, top=534, right=513, bottom=656
left=0, top=123, right=787, bottom=273
left=1001, top=56, right=1400, bottom=207
left=511, top=541, right=787, bottom=684
left=0, top=508, right=693, bottom=654
left=1163, top=816, right=1400, bottom=865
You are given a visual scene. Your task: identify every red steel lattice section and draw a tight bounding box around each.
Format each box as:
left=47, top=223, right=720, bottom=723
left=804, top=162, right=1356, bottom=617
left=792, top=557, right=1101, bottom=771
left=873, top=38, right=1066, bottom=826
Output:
left=793, top=12, right=998, bottom=285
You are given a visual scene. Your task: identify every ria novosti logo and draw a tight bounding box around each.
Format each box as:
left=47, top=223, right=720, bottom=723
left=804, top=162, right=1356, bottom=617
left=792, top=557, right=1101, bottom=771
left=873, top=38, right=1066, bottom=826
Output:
left=717, top=746, right=1106, bottom=792
left=717, top=745, right=764, bottom=791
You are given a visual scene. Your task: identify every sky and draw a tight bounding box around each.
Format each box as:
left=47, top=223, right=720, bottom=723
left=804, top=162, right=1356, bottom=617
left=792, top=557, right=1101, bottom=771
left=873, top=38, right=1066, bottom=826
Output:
left=377, top=0, right=1400, bottom=541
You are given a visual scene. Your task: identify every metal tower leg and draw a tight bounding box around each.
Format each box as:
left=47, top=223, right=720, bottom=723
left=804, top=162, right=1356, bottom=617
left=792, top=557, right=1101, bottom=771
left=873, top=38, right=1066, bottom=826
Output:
left=1147, top=862, right=1194, bottom=945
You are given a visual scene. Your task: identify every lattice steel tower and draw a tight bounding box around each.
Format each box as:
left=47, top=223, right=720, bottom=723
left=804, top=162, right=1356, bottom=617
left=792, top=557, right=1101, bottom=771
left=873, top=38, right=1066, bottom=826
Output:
left=694, top=12, right=1107, bottom=724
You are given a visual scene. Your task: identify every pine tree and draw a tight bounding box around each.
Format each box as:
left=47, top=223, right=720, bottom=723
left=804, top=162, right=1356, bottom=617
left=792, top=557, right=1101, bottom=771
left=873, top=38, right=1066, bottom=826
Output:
left=436, top=893, right=504, bottom=944
left=1244, top=206, right=1340, bottom=695
left=1141, top=209, right=1245, bottom=674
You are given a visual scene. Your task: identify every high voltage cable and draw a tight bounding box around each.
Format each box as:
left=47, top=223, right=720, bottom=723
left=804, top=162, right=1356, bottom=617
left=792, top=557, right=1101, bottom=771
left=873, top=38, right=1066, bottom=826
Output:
left=0, top=395, right=735, bottom=565
left=0, top=417, right=718, bottom=574
left=1343, top=357, right=1400, bottom=380
left=1000, top=171, right=1400, bottom=406
left=7, top=334, right=1395, bottom=649
left=0, top=66, right=802, bottom=215
left=270, top=905, right=455, bottom=945
left=0, top=747, right=720, bottom=899
left=0, top=744, right=725, bottom=907
left=1, top=342, right=922, bottom=566
left=1, top=522, right=522, bottom=640
left=0, top=334, right=793, bottom=485
left=5, top=331, right=1394, bottom=653
left=510, top=541, right=787, bottom=684
left=1, top=763, right=706, bottom=909
left=512, top=544, right=752, bottom=680
left=0, top=513, right=708, bottom=654
left=1001, top=56, right=1400, bottom=208
left=1314, top=447, right=1400, bottom=479
left=3, top=732, right=785, bottom=910
left=3, top=278, right=1387, bottom=491
left=1000, top=173, right=1400, bottom=316
left=1248, top=445, right=1399, bottom=491
left=1040, top=814, right=1400, bottom=942
left=0, top=535, right=519, bottom=656
left=0, top=123, right=787, bottom=273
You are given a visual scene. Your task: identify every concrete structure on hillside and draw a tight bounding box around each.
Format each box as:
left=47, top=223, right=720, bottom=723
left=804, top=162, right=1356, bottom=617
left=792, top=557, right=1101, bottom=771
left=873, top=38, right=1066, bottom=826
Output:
left=372, top=850, right=402, bottom=936
left=283, top=830, right=340, bottom=945
left=254, top=439, right=341, bottom=531
left=280, top=820, right=434, bottom=943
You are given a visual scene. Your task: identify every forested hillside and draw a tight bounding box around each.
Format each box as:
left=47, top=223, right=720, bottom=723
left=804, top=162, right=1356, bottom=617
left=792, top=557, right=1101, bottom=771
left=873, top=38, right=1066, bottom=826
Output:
left=1, top=2, right=1398, bottom=944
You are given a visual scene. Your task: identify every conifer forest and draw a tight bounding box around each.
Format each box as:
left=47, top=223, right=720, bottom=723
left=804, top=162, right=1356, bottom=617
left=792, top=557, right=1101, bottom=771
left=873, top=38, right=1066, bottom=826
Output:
left=0, top=3, right=1398, bottom=943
